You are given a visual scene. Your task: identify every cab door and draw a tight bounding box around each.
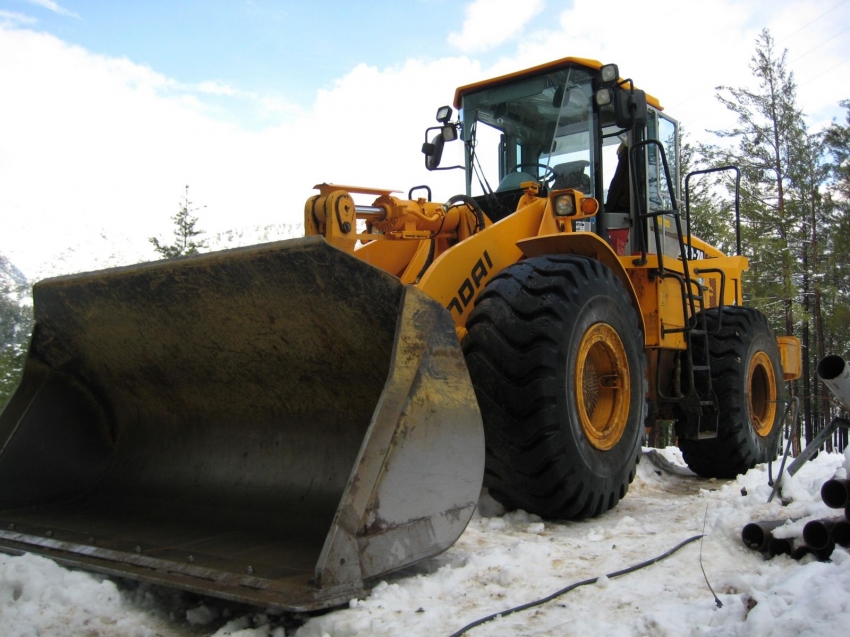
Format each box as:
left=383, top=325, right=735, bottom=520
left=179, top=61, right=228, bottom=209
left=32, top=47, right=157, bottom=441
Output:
left=644, top=108, right=681, bottom=258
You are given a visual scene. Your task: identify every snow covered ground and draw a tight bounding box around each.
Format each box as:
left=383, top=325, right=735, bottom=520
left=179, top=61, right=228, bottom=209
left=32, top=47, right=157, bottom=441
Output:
left=2, top=447, right=849, bottom=637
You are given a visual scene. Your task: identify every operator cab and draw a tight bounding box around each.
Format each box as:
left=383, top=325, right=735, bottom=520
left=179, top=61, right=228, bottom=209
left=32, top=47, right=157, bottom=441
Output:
left=461, top=64, right=597, bottom=222
left=423, top=58, right=681, bottom=258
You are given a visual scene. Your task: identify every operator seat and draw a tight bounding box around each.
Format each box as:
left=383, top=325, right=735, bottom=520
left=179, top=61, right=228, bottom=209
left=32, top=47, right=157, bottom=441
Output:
left=495, top=171, right=537, bottom=192
left=552, top=160, right=591, bottom=193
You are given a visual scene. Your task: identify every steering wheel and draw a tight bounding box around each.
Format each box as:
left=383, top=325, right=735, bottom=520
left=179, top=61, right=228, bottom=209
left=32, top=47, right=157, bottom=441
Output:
left=507, top=163, right=557, bottom=186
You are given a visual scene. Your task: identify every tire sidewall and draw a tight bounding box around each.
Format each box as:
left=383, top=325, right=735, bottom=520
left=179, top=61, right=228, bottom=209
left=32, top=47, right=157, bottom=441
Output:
left=558, top=287, right=645, bottom=482
left=741, top=328, right=784, bottom=460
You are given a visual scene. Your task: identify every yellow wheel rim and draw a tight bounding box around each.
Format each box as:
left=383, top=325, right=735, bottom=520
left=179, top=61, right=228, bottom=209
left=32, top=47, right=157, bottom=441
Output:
left=575, top=323, right=631, bottom=451
left=749, top=351, right=777, bottom=437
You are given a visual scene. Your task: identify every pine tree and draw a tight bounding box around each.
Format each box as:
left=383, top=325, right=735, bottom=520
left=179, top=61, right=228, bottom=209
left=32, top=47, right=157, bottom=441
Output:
left=825, top=100, right=850, bottom=198
left=701, top=28, right=828, bottom=454
left=822, top=100, right=850, bottom=450
left=708, top=29, right=807, bottom=337
left=680, top=128, right=738, bottom=256
left=0, top=283, right=33, bottom=409
left=150, top=185, right=208, bottom=258
left=791, top=129, right=831, bottom=447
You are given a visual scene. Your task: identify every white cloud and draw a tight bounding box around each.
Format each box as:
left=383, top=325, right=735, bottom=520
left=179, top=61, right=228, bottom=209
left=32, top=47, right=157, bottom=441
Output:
left=472, top=0, right=848, bottom=140
left=23, top=0, right=79, bottom=18
left=197, top=80, right=237, bottom=96
left=0, top=10, right=37, bottom=26
left=0, top=27, right=478, bottom=278
left=448, top=0, right=545, bottom=53
left=0, top=0, right=847, bottom=279
left=258, top=95, right=303, bottom=117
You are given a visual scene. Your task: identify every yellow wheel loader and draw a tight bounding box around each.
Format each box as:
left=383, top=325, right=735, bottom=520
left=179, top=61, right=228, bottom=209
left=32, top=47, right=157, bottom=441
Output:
left=0, top=57, right=801, bottom=610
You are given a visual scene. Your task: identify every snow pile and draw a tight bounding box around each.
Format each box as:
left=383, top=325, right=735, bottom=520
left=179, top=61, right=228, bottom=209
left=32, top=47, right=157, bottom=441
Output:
left=1, top=449, right=848, bottom=636
left=297, top=451, right=850, bottom=637
left=0, top=553, right=170, bottom=637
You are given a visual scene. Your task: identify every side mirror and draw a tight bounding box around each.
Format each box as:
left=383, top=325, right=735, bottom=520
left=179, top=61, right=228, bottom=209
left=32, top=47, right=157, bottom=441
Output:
left=423, top=133, right=446, bottom=170
left=552, top=86, right=565, bottom=108
left=596, top=63, right=647, bottom=131
left=613, top=88, right=647, bottom=129
left=422, top=124, right=458, bottom=171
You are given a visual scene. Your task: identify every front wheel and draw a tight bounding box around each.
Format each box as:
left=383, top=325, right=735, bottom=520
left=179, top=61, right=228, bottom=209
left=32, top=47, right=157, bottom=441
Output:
left=462, top=255, right=646, bottom=520
left=678, top=307, right=784, bottom=478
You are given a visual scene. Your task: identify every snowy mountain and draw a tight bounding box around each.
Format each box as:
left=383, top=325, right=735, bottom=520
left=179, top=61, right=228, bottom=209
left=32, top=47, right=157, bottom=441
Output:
left=6, top=222, right=304, bottom=285
left=0, top=253, right=28, bottom=300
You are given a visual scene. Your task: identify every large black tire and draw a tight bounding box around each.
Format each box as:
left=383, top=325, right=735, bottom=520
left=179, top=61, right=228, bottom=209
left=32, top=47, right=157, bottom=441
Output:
left=462, top=255, right=646, bottom=520
left=678, top=307, right=784, bottom=478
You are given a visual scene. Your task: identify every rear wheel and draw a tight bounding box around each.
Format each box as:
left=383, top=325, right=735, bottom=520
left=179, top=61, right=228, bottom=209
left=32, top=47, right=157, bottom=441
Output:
left=462, top=255, right=646, bottom=520
left=678, top=307, right=784, bottom=478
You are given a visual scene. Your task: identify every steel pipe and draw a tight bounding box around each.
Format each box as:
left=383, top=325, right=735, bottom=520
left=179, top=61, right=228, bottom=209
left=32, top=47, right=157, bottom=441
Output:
left=803, top=517, right=844, bottom=551
left=821, top=478, right=850, bottom=509
left=833, top=518, right=850, bottom=548
left=766, top=536, right=792, bottom=558
left=791, top=541, right=835, bottom=562
left=742, top=520, right=791, bottom=551
left=791, top=544, right=815, bottom=561
left=817, top=355, right=850, bottom=412
left=354, top=205, right=386, bottom=218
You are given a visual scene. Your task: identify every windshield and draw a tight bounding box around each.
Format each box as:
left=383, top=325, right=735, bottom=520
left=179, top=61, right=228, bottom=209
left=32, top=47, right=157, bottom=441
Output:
left=461, top=66, right=595, bottom=196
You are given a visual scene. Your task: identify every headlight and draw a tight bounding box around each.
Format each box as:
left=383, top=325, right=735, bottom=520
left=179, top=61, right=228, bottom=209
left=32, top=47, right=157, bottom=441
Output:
left=436, top=105, right=453, bottom=122
left=554, top=195, right=575, bottom=216
left=600, top=64, right=619, bottom=83
left=595, top=88, right=613, bottom=106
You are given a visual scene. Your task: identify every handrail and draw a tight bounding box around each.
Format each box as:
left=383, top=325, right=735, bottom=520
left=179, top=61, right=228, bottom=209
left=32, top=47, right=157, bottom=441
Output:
left=684, top=166, right=741, bottom=257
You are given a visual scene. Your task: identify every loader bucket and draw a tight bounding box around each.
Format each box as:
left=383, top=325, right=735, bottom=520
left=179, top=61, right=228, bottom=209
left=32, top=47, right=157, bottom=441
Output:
left=0, top=236, right=484, bottom=611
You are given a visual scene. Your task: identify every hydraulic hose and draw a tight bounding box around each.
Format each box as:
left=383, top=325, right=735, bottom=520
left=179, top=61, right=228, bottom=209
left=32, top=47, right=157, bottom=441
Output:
left=414, top=239, right=436, bottom=283
left=445, top=194, right=486, bottom=233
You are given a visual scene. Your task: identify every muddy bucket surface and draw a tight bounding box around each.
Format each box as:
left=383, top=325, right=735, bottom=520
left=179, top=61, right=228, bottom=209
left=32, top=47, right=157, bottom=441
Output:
left=0, top=236, right=484, bottom=610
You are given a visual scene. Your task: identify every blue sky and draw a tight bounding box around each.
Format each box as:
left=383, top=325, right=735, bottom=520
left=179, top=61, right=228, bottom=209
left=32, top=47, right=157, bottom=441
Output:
left=1, top=0, right=494, bottom=129
left=1, top=0, right=848, bottom=278
left=37, top=2, right=440, bottom=109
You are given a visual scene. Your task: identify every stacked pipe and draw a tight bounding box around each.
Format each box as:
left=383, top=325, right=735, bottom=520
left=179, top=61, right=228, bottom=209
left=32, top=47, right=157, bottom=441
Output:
left=802, top=478, right=850, bottom=558
left=742, top=478, right=850, bottom=561
left=741, top=520, right=794, bottom=558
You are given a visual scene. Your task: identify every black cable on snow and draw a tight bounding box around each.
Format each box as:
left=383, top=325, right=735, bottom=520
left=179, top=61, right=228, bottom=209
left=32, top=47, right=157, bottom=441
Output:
left=700, top=505, right=723, bottom=608
left=447, top=534, right=704, bottom=637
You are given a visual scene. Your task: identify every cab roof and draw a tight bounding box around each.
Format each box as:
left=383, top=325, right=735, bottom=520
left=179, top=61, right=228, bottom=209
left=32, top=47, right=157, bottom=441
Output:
left=453, top=56, right=662, bottom=110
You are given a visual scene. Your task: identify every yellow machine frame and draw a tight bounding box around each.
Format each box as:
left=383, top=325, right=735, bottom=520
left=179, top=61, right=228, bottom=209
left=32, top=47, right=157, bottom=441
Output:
left=305, top=181, right=749, bottom=350
left=0, top=54, right=805, bottom=614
